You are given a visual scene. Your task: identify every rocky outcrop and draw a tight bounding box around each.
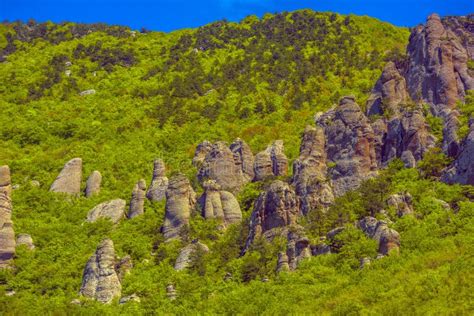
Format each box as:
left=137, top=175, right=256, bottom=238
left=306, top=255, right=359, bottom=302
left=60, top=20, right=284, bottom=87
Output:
left=80, top=239, right=122, bottom=304
left=87, top=199, right=126, bottom=224
left=230, top=138, right=255, bottom=182
left=192, top=141, right=213, bottom=168
left=119, top=294, right=140, bottom=304
left=128, top=179, right=146, bottom=219
left=174, top=240, right=209, bottom=271
left=442, top=121, right=474, bottom=185
left=162, top=174, right=196, bottom=240
left=317, top=97, right=378, bottom=196
left=146, top=159, right=168, bottom=202
left=0, top=166, right=15, bottom=269
left=358, top=217, right=400, bottom=256
left=198, top=180, right=242, bottom=226
left=292, top=126, right=334, bottom=214
left=244, top=181, right=299, bottom=252
left=285, top=230, right=311, bottom=271
left=16, top=234, right=34, bottom=250
left=387, top=192, right=414, bottom=217
left=85, top=171, right=102, bottom=198
left=196, top=141, right=249, bottom=192
left=253, top=141, right=288, bottom=181
left=50, top=158, right=82, bottom=195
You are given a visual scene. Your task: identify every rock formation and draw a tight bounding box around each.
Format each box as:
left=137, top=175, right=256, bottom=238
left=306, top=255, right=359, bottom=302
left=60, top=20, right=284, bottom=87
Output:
left=285, top=230, right=312, bottom=271
left=192, top=141, right=213, bottom=168
left=442, top=121, right=474, bottom=185
left=317, top=96, right=378, bottom=196
left=198, top=180, right=242, bottom=226
left=230, top=138, right=255, bottom=182
left=50, top=158, right=82, bottom=195
left=244, top=180, right=299, bottom=252
left=358, top=217, right=401, bottom=256
left=119, top=294, right=140, bottom=304
left=80, top=239, right=122, bottom=304
left=87, top=199, right=126, bottom=224
left=85, top=171, right=102, bottom=198
left=16, top=234, right=34, bottom=250
left=0, top=165, right=15, bottom=269
left=146, top=159, right=168, bottom=202
left=253, top=140, right=288, bottom=181
left=162, top=174, right=196, bottom=240
left=387, top=192, right=414, bottom=217
left=292, top=126, right=334, bottom=214
left=128, top=179, right=146, bottom=219
left=174, top=240, right=209, bottom=271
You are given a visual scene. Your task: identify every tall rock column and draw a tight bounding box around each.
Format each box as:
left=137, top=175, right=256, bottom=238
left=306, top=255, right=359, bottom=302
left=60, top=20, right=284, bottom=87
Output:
left=85, top=170, right=102, bottom=197
left=0, top=166, right=15, bottom=269
left=128, top=179, right=147, bottom=219
left=253, top=141, right=288, bottom=181
left=198, top=180, right=242, bottom=227
left=146, top=159, right=169, bottom=202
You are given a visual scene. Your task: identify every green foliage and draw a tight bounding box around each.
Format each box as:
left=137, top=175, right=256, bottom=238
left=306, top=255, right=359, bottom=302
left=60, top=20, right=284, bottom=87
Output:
left=458, top=90, right=474, bottom=139
left=417, top=147, right=453, bottom=180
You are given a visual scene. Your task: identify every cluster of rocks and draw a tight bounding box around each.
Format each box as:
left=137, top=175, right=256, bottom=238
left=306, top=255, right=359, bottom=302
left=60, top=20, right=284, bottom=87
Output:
left=198, top=180, right=242, bottom=227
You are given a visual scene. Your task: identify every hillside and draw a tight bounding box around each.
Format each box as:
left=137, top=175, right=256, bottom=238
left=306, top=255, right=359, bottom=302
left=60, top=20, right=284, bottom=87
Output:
left=1, top=10, right=474, bottom=315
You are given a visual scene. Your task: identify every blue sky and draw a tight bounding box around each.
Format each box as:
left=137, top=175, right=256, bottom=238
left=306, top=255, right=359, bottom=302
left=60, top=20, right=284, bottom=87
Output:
left=1, top=0, right=473, bottom=32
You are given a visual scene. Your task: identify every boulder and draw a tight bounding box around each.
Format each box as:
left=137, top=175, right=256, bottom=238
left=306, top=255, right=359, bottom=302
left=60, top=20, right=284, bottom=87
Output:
left=119, top=294, right=140, bottom=304
left=292, top=126, right=334, bottom=214
left=146, top=159, right=169, bottom=202
left=166, top=284, right=177, bottom=300
left=128, top=179, right=146, bottom=219
left=87, top=199, right=126, bottom=224
left=162, top=174, right=196, bottom=240
left=16, top=234, right=34, bottom=250
left=79, top=89, right=96, bottom=96
left=0, top=166, right=15, bottom=269
left=387, top=192, right=414, bottom=217
left=174, top=240, right=209, bottom=271
left=80, top=239, right=122, bottom=304
left=50, top=158, right=82, bottom=195
left=85, top=171, right=102, bottom=198
left=358, top=217, right=400, bottom=256
left=317, top=97, right=378, bottom=196
left=254, top=140, right=288, bottom=181
left=198, top=180, right=242, bottom=226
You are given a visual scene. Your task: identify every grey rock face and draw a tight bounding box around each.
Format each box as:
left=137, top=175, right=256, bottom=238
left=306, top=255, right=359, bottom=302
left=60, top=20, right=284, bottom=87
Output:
left=79, top=89, right=96, bottom=96
left=276, top=252, right=290, bottom=273
left=146, top=159, right=169, bottom=202
left=162, top=174, right=196, bottom=240
left=286, top=230, right=311, bottom=271
left=85, top=171, right=102, bottom=198
left=50, top=158, right=82, bottom=195
left=441, top=109, right=461, bottom=157
left=87, top=199, right=126, bottom=224
left=16, top=234, right=34, bottom=250
left=317, top=97, right=378, bottom=196
left=128, top=179, right=146, bottom=219
left=0, top=165, right=15, bottom=269
left=198, top=180, right=242, bottom=226
left=358, top=217, right=400, bottom=256
left=244, top=180, right=299, bottom=252
left=442, top=122, right=474, bottom=185
left=119, top=294, right=140, bottom=304
left=80, top=239, right=122, bottom=304
left=192, top=141, right=213, bottom=168
left=254, top=140, right=288, bottom=181
left=387, top=193, right=414, bottom=217
left=230, top=138, right=255, bottom=182
left=166, top=284, right=177, bottom=300
left=174, top=240, right=209, bottom=271
left=292, top=126, right=334, bottom=214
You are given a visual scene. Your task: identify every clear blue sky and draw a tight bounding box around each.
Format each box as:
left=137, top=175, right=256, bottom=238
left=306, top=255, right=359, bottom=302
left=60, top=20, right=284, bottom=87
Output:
left=1, top=0, right=473, bottom=32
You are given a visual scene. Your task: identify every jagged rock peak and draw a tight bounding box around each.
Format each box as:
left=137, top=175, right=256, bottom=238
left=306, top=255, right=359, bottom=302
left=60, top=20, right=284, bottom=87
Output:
left=162, top=174, right=196, bottom=240
left=85, top=170, right=102, bottom=198
left=198, top=180, right=242, bottom=226
left=80, top=239, right=122, bottom=304
left=128, top=179, right=147, bottom=219
left=292, top=125, right=334, bottom=214
left=0, top=165, right=15, bottom=269
left=254, top=140, right=288, bottom=181
left=50, top=158, right=82, bottom=195
left=87, top=199, right=126, bottom=224
left=146, top=159, right=169, bottom=202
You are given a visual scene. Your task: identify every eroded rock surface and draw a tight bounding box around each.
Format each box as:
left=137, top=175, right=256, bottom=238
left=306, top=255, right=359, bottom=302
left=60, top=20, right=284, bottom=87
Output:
left=128, top=179, right=146, bottom=219
left=254, top=140, right=288, bottom=181
left=230, top=138, right=255, bottom=182
left=146, top=159, right=168, bottom=202
left=50, top=158, right=82, bottom=195
left=198, top=180, right=242, bottom=226
left=387, top=192, right=414, bottom=217
left=87, top=199, right=126, bottom=224
left=16, top=234, right=34, bottom=250
left=85, top=171, right=102, bottom=198
left=0, top=166, right=15, bottom=269
left=442, top=121, right=474, bottom=185
left=174, top=240, right=209, bottom=271
left=358, top=217, right=400, bottom=256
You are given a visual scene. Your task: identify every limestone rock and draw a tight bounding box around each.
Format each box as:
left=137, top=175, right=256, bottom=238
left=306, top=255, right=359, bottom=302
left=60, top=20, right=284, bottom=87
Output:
left=442, top=122, right=474, bottom=185
left=115, top=255, right=133, bottom=281
left=119, top=294, right=140, bottom=304
left=162, top=174, right=196, bottom=240
left=387, top=192, right=414, bottom=217
left=166, top=284, right=177, bottom=300
left=198, top=180, right=242, bottom=226
left=276, top=252, right=290, bottom=273
left=87, top=199, right=126, bottom=224
left=146, top=159, right=169, bottom=202
left=16, top=234, right=34, bottom=250
left=254, top=140, right=288, bottom=181
left=441, top=109, right=461, bottom=157
left=80, top=239, right=122, bottom=304
left=50, top=158, right=82, bottom=195
left=292, top=126, right=334, bottom=214
left=358, top=217, right=400, bottom=256
left=230, top=138, right=255, bottom=182
left=192, top=141, right=213, bottom=168
left=85, top=171, right=101, bottom=198
left=286, top=231, right=311, bottom=271
left=174, top=240, right=209, bottom=271
left=0, top=166, right=15, bottom=269
left=317, top=97, right=378, bottom=196
left=128, top=179, right=146, bottom=219
left=79, top=89, right=96, bottom=96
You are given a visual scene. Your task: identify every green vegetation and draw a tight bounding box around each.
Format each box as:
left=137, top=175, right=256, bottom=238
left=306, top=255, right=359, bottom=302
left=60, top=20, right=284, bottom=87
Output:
left=1, top=11, right=473, bottom=315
